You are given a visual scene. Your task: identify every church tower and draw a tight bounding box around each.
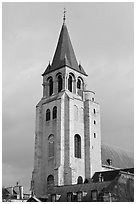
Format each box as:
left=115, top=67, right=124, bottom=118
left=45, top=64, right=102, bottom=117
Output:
left=33, top=15, right=102, bottom=197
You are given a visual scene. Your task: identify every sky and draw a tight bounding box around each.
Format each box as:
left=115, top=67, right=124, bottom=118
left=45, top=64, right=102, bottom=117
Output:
left=2, top=2, right=134, bottom=193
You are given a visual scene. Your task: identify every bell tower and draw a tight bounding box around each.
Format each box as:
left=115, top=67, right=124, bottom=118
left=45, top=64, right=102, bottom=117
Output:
left=33, top=15, right=102, bottom=197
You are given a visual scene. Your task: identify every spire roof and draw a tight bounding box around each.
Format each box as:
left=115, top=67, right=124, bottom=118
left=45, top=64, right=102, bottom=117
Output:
left=42, top=23, right=87, bottom=76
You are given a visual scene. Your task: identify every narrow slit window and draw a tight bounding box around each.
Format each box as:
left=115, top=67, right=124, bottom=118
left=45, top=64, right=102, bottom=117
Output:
left=75, top=134, right=81, bottom=158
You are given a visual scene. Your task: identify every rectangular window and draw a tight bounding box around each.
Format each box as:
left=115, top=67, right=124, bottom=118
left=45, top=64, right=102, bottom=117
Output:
left=91, top=190, right=97, bottom=201
left=94, top=133, right=96, bottom=138
left=77, top=192, right=82, bottom=201
left=93, top=109, right=96, bottom=114
left=51, top=194, right=56, bottom=202
left=67, top=192, right=73, bottom=202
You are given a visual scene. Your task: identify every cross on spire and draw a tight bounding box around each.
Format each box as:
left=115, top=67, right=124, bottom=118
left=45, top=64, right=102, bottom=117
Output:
left=63, top=8, right=66, bottom=23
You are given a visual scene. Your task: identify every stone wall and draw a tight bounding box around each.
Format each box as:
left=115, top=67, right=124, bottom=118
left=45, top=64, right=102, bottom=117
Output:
left=33, top=66, right=102, bottom=196
left=84, top=96, right=102, bottom=178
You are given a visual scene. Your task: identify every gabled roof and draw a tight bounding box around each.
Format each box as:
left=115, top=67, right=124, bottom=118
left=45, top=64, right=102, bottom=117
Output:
left=101, top=144, right=134, bottom=169
left=27, top=196, right=42, bottom=202
left=42, top=23, right=87, bottom=76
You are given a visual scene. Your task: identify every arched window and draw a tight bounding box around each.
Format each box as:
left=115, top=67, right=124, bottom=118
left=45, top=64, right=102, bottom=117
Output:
left=48, top=134, right=54, bottom=157
left=53, top=106, right=57, bottom=119
left=77, top=79, right=81, bottom=89
left=68, top=75, right=73, bottom=92
left=58, top=75, right=63, bottom=93
left=74, top=134, right=81, bottom=158
left=47, top=175, right=54, bottom=186
left=48, top=77, right=53, bottom=96
left=46, top=109, right=50, bottom=121
left=77, top=176, right=83, bottom=184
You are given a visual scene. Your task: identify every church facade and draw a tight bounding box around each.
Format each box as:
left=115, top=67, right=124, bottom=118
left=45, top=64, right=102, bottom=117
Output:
left=32, top=18, right=133, bottom=197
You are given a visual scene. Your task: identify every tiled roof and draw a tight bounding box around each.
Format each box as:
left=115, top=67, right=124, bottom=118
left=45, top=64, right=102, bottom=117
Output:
left=42, top=23, right=87, bottom=76
left=92, top=168, right=133, bottom=183
left=92, top=170, right=119, bottom=182
left=101, top=144, right=134, bottom=169
left=48, top=181, right=111, bottom=202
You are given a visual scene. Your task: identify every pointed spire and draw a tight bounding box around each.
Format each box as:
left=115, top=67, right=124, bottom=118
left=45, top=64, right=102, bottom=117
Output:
left=42, top=15, right=87, bottom=76
left=51, top=23, right=82, bottom=72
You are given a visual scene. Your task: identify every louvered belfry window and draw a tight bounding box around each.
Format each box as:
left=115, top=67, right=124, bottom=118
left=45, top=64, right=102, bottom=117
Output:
left=75, top=134, right=81, bottom=158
